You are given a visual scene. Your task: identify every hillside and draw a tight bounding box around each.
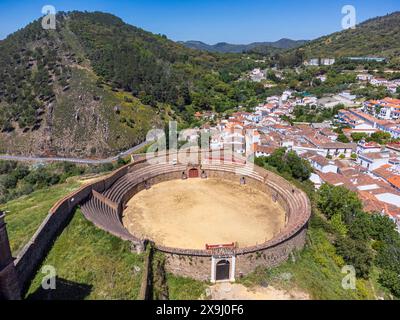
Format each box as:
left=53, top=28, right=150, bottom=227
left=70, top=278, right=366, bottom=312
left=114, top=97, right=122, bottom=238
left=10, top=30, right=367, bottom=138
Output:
left=298, top=12, right=400, bottom=60
left=180, top=38, right=308, bottom=53
left=26, top=210, right=145, bottom=300
left=0, top=12, right=163, bottom=157
left=3, top=10, right=399, bottom=158
left=0, top=11, right=260, bottom=158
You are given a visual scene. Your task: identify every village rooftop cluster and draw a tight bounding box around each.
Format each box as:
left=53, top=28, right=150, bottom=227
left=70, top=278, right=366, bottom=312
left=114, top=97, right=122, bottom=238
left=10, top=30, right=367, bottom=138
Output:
left=192, top=67, right=400, bottom=233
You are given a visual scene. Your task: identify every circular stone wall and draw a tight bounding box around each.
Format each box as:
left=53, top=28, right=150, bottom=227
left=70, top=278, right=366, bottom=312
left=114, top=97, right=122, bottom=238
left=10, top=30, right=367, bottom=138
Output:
left=122, top=178, right=286, bottom=250
left=80, top=152, right=311, bottom=282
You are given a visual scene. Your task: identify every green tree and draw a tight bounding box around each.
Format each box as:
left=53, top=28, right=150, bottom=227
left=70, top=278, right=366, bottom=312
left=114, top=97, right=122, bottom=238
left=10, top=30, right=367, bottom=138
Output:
left=0, top=161, right=17, bottom=174
left=257, top=148, right=312, bottom=182
left=351, top=132, right=368, bottom=142
left=13, top=164, right=30, bottom=180
left=347, top=211, right=373, bottom=241
left=376, top=242, right=400, bottom=273
left=379, top=269, right=400, bottom=297
left=369, top=214, right=399, bottom=242
left=335, top=237, right=374, bottom=278
left=330, top=213, right=348, bottom=236
left=317, top=184, right=363, bottom=220
left=0, top=174, right=18, bottom=189
left=265, top=148, right=290, bottom=174
left=367, top=131, right=391, bottom=144
left=337, top=133, right=350, bottom=143
left=286, top=150, right=312, bottom=181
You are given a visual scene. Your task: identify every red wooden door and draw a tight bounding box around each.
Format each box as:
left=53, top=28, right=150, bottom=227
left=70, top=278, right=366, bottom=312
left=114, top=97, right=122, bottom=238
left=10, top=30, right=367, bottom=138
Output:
left=188, top=168, right=199, bottom=178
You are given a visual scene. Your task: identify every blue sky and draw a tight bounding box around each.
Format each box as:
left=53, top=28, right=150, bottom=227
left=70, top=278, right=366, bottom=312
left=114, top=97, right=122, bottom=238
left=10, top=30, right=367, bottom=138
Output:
left=0, top=0, right=399, bottom=43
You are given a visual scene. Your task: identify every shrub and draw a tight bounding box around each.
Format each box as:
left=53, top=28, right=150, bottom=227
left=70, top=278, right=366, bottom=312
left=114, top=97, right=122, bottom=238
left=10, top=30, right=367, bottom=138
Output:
left=317, top=184, right=363, bottom=220
left=0, top=174, right=18, bottom=189
left=379, top=270, right=400, bottom=297
left=0, top=160, right=17, bottom=174
left=14, top=164, right=30, bottom=179
left=330, top=213, right=348, bottom=236
left=335, top=237, right=373, bottom=279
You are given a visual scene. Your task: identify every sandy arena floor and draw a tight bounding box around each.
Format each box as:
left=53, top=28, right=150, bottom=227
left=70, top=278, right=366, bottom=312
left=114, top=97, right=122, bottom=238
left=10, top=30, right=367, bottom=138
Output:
left=122, top=178, right=286, bottom=250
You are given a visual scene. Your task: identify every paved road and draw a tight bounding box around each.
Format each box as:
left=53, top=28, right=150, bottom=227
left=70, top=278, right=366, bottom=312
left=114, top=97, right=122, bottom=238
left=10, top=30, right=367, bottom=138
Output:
left=0, top=140, right=150, bottom=165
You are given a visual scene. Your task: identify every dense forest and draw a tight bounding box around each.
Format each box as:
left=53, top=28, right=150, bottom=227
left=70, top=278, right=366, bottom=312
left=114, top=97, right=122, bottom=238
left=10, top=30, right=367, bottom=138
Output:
left=65, top=12, right=268, bottom=115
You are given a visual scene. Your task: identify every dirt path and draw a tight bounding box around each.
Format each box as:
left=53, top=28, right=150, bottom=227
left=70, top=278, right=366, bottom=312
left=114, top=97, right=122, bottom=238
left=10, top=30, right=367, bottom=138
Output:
left=123, top=178, right=285, bottom=250
left=208, top=283, right=310, bottom=300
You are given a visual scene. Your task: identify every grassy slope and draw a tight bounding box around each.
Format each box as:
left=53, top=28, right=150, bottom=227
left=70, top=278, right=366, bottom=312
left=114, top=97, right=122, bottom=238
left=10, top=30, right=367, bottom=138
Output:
left=1, top=171, right=204, bottom=301
left=26, top=210, right=144, bottom=300
left=1, top=176, right=144, bottom=300
left=1, top=179, right=81, bottom=255
left=166, top=273, right=208, bottom=300
left=239, top=214, right=389, bottom=300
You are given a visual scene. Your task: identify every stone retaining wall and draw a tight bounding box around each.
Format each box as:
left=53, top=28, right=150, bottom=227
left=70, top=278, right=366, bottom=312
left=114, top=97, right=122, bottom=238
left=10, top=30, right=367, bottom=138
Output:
left=138, top=245, right=153, bottom=300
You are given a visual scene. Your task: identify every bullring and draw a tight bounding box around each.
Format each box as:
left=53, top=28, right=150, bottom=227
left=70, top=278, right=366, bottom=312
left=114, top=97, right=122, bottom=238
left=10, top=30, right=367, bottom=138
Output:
left=80, top=150, right=311, bottom=283
left=0, top=150, right=311, bottom=299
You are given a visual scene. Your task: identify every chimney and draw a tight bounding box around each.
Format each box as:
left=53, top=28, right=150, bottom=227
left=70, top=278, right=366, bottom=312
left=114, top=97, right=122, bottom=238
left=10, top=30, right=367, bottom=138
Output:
left=0, top=211, right=21, bottom=300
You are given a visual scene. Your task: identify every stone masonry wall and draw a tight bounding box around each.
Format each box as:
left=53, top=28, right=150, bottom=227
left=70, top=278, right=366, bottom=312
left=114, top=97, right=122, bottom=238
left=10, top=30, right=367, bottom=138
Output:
left=164, top=254, right=212, bottom=282
left=162, top=227, right=307, bottom=281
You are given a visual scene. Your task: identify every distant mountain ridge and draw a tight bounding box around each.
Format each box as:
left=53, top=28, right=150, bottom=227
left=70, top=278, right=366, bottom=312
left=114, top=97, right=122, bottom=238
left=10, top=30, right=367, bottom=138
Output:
left=179, top=38, right=309, bottom=53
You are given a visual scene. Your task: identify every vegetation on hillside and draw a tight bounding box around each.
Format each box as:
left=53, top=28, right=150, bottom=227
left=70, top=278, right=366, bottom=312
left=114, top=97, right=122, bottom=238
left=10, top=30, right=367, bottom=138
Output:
left=0, top=11, right=271, bottom=156
left=0, top=13, right=161, bottom=157
left=1, top=178, right=81, bottom=255
left=255, top=148, right=312, bottom=182
left=166, top=274, right=208, bottom=300
left=250, top=149, right=400, bottom=299
left=318, top=184, right=400, bottom=297
left=284, top=104, right=343, bottom=124
left=66, top=12, right=270, bottom=116
left=26, top=210, right=144, bottom=300
left=0, top=159, right=125, bottom=204
left=297, top=12, right=400, bottom=62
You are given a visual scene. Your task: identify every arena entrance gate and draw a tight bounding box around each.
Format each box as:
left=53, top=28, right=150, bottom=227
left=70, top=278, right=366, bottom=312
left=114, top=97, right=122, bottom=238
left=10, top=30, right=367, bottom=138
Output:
left=216, top=260, right=230, bottom=281
left=188, top=168, right=199, bottom=178
left=207, top=243, right=236, bottom=283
